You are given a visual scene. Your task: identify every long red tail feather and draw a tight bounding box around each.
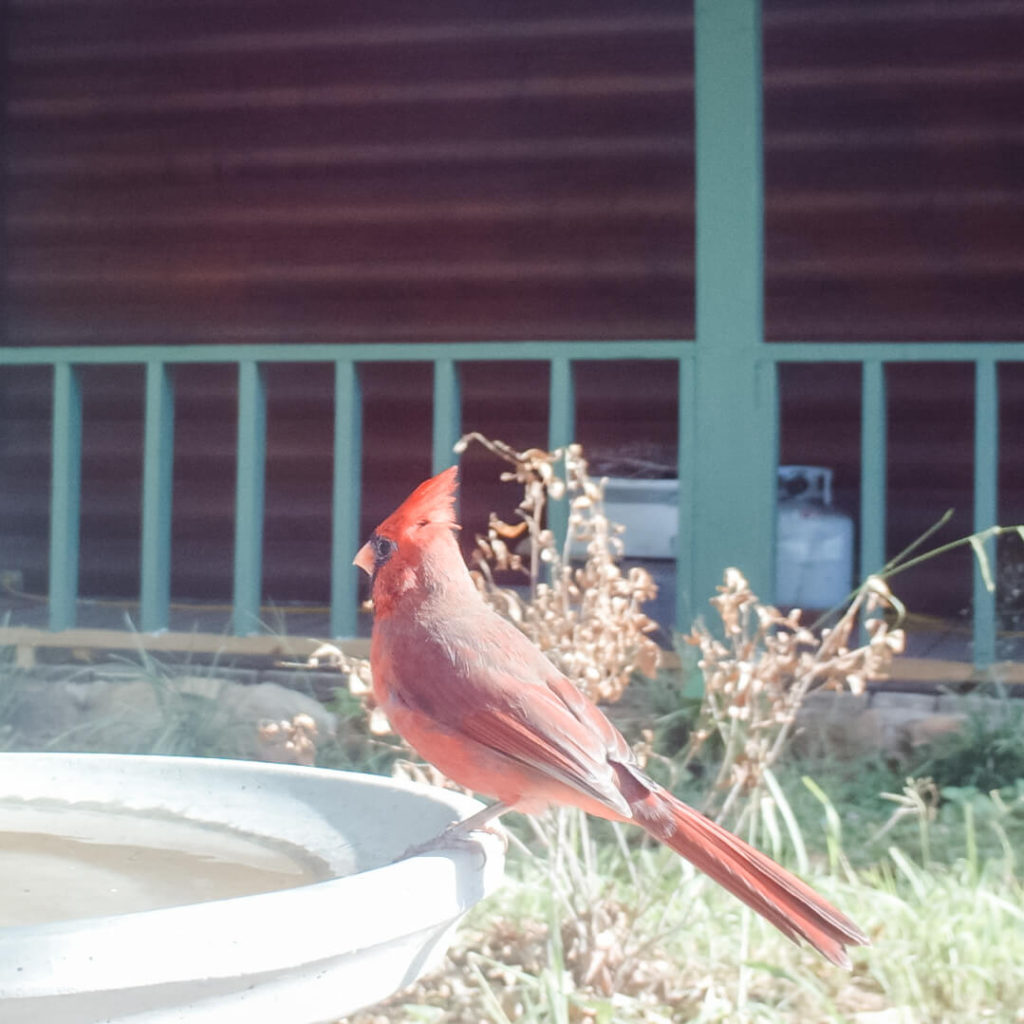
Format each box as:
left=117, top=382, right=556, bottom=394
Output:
left=636, top=793, right=869, bottom=968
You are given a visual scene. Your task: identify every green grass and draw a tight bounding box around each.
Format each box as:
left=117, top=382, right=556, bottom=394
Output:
left=904, top=697, right=1024, bottom=792
left=345, top=768, right=1024, bottom=1024
left=3, top=649, right=1022, bottom=1022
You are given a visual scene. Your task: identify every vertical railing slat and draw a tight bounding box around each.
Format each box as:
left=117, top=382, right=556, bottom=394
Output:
left=139, top=361, right=175, bottom=632
left=547, top=356, right=575, bottom=451
left=973, top=358, right=998, bottom=666
left=232, top=361, right=267, bottom=635
left=675, top=354, right=697, bottom=631
left=48, top=363, right=83, bottom=631
left=860, top=360, right=887, bottom=579
left=547, top=356, right=575, bottom=550
left=432, top=359, right=461, bottom=475
left=331, top=360, right=363, bottom=638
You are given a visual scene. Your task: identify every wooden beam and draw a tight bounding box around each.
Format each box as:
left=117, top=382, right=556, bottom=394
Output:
left=3, top=626, right=1019, bottom=692
left=0, top=626, right=371, bottom=667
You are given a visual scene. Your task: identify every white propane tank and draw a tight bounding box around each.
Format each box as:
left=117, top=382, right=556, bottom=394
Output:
left=775, top=466, right=854, bottom=610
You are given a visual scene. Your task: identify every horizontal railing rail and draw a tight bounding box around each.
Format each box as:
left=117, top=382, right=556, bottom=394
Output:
left=1, top=339, right=1021, bottom=669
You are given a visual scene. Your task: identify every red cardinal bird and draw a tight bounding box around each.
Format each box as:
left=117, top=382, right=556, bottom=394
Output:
left=354, top=467, right=868, bottom=968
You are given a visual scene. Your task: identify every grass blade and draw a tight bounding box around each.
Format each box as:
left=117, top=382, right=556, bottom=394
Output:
left=969, top=532, right=997, bottom=592
left=764, top=768, right=809, bottom=875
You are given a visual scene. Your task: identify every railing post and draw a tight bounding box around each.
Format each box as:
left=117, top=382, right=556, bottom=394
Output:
left=547, top=356, right=575, bottom=550
left=973, top=359, right=998, bottom=667
left=331, top=360, right=363, bottom=638
left=140, top=361, right=175, bottom=632
left=432, top=359, right=461, bottom=475
left=48, top=363, right=82, bottom=631
left=692, top=0, right=776, bottom=615
left=232, top=361, right=267, bottom=635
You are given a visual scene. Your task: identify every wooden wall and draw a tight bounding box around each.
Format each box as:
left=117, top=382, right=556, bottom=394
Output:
left=2, top=0, right=1022, bottom=624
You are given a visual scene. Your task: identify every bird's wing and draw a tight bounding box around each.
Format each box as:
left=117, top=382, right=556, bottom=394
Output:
left=455, top=680, right=634, bottom=817
left=379, top=609, right=636, bottom=817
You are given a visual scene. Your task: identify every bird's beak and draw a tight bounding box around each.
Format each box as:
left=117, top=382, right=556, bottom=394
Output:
left=353, top=542, right=374, bottom=577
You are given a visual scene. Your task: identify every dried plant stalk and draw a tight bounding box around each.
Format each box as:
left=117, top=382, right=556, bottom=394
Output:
left=256, top=713, right=319, bottom=766
left=684, top=568, right=905, bottom=826
left=455, top=433, right=662, bottom=702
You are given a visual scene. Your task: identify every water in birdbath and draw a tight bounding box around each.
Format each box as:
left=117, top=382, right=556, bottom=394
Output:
left=0, top=798, right=331, bottom=926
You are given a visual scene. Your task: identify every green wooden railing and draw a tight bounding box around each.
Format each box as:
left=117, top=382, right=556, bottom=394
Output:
left=2, top=340, right=1021, bottom=667
left=0, top=341, right=695, bottom=639
left=1, top=1, right=1020, bottom=667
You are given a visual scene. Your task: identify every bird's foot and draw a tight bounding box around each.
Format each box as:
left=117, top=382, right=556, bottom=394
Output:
left=395, top=817, right=508, bottom=865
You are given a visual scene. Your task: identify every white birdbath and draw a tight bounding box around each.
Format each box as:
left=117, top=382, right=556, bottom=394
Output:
left=0, top=752, right=504, bottom=1023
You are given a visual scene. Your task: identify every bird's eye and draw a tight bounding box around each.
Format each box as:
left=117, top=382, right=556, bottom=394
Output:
left=371, top=533, right=396, bottom=568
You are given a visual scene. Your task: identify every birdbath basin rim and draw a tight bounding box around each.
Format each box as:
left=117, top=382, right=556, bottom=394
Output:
left=0, top=752, right=504, bottom=1023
